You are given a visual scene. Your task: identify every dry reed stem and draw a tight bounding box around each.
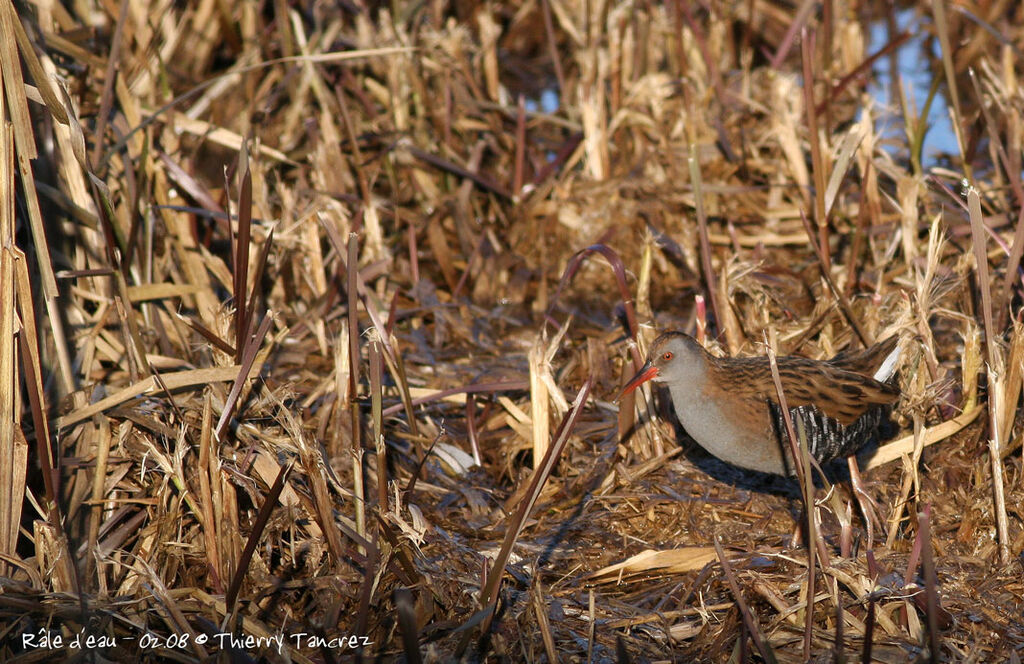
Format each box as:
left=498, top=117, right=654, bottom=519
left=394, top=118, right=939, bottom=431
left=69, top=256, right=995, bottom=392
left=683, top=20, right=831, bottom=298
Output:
left=931, top=0, right=972, bottom=182
left=765, top=338, right=817, bottom=659
left=369, top=335, right=387, bottom=510
left=918, top=505, right=942, bottom=662
left=689, top=142, right=721, bottom=337
left=197, top=392, right=223, bottom=594
left=800, top=28, right=829, bottom=275
left=529, top=340, right=550, bottom=467
left=968, top=187, right=1011, bottom=564
left=231, top=145, right=253, bottom=363
left=0, top=117, right=19, bottom=580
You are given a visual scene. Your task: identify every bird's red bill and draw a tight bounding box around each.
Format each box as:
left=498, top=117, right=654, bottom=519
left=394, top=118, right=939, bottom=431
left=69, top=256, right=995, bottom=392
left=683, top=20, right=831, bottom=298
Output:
left=618, top=364, right=659, bottom=401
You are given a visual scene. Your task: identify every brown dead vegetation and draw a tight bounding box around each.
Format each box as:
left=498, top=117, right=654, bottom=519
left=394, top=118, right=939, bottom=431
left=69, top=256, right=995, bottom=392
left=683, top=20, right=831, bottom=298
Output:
left=2, top=1, right=1023, bottom=662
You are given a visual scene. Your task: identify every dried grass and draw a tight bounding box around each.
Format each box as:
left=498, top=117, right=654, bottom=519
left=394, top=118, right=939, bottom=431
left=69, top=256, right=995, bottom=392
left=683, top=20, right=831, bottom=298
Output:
left=2, top=1, right=1024, bottom=662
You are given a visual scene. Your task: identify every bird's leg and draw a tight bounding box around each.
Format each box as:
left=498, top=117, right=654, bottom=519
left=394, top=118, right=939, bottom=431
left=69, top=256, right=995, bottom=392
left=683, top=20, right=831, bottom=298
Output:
left=839, top=500, right=854, bottom=558
left=847, top=456, right=884, bottom=549
left=790, top=507, right=804, bottom=549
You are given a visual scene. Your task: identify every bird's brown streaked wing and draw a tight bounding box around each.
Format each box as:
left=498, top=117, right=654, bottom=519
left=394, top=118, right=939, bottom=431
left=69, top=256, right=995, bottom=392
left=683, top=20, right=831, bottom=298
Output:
left=777, top=362, right=898, bottom=425
left=714, top=357, right=899, bottom=426
left=827, top=336, right=899, bottom=376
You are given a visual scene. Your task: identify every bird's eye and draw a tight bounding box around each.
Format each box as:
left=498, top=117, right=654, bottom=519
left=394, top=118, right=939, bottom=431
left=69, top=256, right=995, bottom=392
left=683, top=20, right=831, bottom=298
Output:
left=662, top=351, right=674, bottom=361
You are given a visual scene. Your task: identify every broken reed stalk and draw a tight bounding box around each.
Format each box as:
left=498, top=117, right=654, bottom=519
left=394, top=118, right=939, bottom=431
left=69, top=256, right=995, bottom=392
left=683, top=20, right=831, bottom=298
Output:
left=919, top=505, right=941, bottom=663
left=967, top=187, right=1011, bottom=564
left=587, top=589, right=596, bottom=664
left=347, top=232, right=366, bottom=545
left=12, top=248, right=81, bottom=593
left=198, top=392, right=224, bottom=593
left=688, top=141, right=721, bottom=334
left=801, top=27, right=830, bottom=273
left=232, top=144, right=252, bottom=363
left=4, top=14, right=74, bottom=400
left=85, top=415, right=111, bottom=583
left=369, top=335, right=387, bottom=510
left=832, top=575, right=844, bottom=663
left=861, top=592, right=876, bottom=664
left=321, top=214, right=422, bottom=455
left=378, top=333, right=422, bottom=457
left=0, top=207, right=21, bottom=578
left=466, top=395, right=482, bottom=466
left=529, top=338, right=550, bottom=467
left=224, top=460, right=292, bottom=614
left=636, top=231, right=654, bottom=322
left=213, top=313, right=272, bottom=441
left=353, top=536, right=380, bottom=657
left=695, top=294, right=707, bottom=345
left=243, top=226, right=275, bottom=350
left=901, top=509, right=925, bottom=633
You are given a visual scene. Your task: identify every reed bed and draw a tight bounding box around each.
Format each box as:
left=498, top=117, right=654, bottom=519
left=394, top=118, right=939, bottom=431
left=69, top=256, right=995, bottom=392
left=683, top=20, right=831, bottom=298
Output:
left=2, top=0, right=1023, bottom=661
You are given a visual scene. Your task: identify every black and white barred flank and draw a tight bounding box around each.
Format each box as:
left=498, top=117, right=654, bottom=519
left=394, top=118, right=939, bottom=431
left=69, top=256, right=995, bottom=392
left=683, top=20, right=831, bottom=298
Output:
left=769, top=401, right=894, bottom=472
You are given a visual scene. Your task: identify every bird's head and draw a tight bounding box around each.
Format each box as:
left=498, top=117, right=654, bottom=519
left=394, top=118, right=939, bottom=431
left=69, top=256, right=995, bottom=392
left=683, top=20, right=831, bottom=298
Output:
left=618, top=332, right=708, bottom=399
